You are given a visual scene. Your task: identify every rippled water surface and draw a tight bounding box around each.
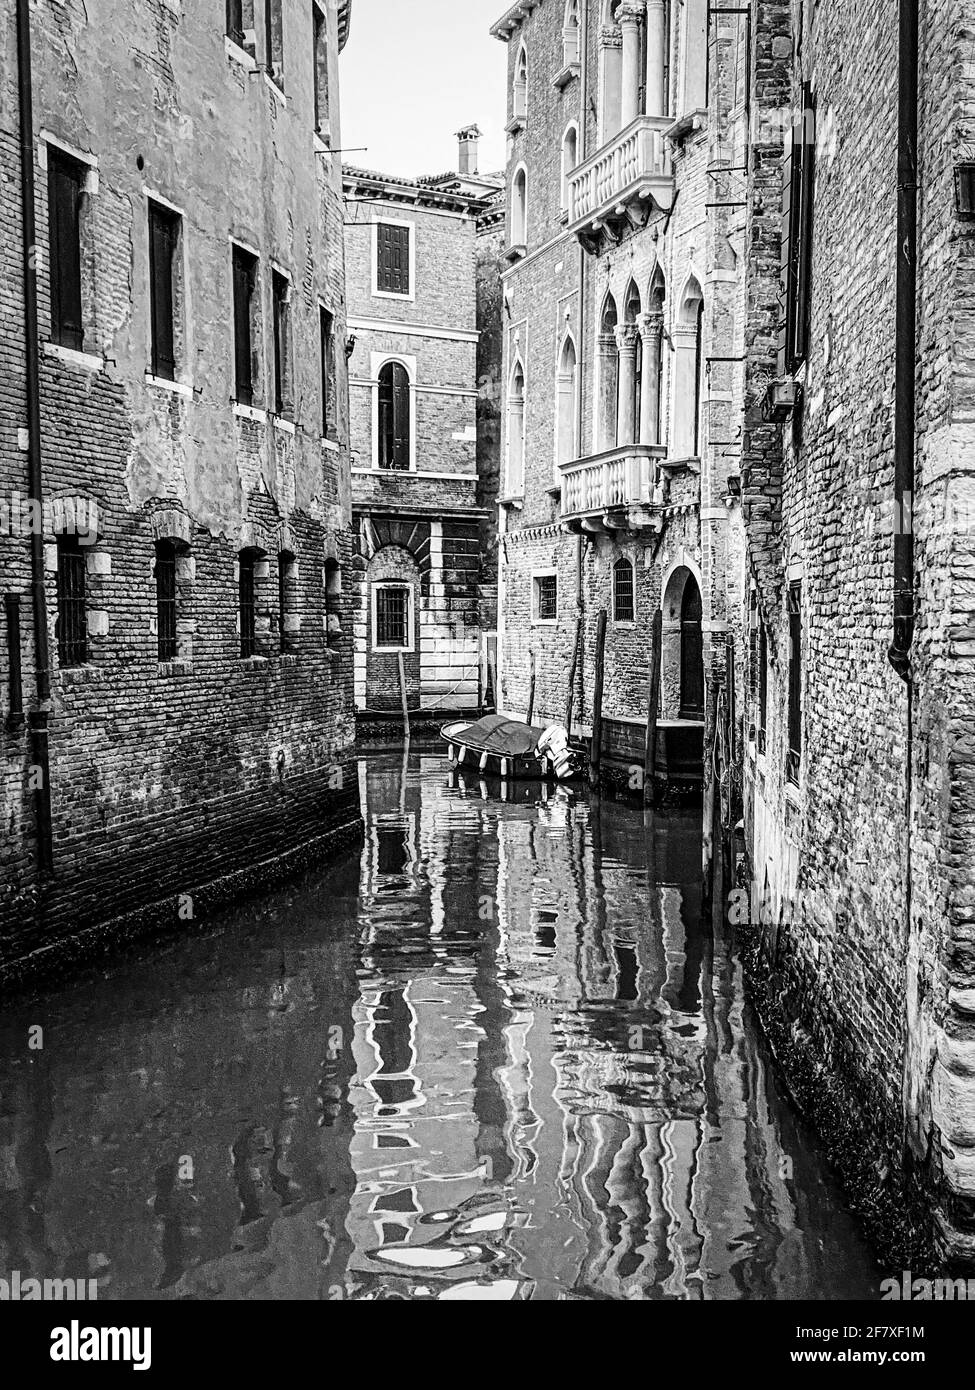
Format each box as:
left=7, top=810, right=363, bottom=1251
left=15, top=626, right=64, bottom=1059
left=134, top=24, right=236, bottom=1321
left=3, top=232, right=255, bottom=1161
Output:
left=0, top=753, right=879, bottom=1300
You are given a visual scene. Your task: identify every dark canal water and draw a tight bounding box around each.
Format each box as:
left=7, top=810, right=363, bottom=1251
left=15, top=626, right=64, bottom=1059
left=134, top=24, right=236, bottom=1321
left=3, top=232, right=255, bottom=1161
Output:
left=0, top=753, right=879, bottom=1300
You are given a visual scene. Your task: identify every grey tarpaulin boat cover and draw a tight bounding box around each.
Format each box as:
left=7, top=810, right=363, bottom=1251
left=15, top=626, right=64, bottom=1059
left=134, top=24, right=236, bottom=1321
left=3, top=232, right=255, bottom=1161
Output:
left=440, top=715, right=551, bottom=759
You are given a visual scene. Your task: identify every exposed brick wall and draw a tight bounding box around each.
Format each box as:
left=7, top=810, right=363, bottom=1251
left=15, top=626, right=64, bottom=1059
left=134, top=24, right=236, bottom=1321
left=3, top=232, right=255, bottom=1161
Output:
left=0, top=0, right=359, bottom=971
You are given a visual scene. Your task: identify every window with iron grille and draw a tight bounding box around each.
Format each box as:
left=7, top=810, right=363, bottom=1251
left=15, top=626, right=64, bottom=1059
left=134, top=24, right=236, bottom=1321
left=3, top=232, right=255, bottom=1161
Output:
left=375, top=585, right=410, bottom=650
left=232, top=245, right=257, bottom=406
left=56, top=535, right=87, bottom=667
left=786, top=583, right=802, bottom=783
left=613, top=558, right=635, bottom=622
left=376, top=223, right=411, bottom=296
left=534, top=573, right=558, bottom=623
left=149, top=201, right=179, bottom=381
left=378, top=361, right=411, bottom=469
left=320, top=306, right=336, bottom=438
left=48, top=149, right=85, bottom=351
left=155, top=540, right=178, bottom=662
left=239, top=550, right=258, bottom=658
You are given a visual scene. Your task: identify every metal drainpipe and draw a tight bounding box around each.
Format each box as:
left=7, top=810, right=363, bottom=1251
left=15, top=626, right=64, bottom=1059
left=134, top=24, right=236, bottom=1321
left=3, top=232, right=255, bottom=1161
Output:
left=574, top=0, right=590, bottom=665
left=16, top=0, right=54, bottom=877
left=890, top=0, right=918, bottom=683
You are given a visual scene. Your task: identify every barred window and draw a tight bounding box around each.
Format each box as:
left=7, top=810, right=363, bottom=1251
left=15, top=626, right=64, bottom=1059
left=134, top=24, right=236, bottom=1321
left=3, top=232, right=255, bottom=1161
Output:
left=155, top=540, right=178, bottom=662
left=613, top=558, right=635, bottom=622
left=534, top=573, right=558, bottom=623
left=56, top=535, right=87, bottom=667
left=239, top=550, right=258, bottom=659
left=278, top=551, right=296, bottom=654
left=375, top=584, right=411, bottom=650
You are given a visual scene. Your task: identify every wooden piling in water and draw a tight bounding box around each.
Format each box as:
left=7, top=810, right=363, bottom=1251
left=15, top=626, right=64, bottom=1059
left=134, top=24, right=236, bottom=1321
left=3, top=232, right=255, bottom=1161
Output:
left=643, top=608, right=663, bottom=806
left=526, top=649, right=536, bottom=725
left=397, top=652, right=410, bottom=741
left=589, top=610, right=607, bottom=791
left=564, top=615, right=582, bottom=740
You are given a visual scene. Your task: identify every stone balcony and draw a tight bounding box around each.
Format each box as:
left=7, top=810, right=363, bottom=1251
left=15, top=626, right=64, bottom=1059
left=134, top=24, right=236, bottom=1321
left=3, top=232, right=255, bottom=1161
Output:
left=559, top=444, right=667, bottom=532
left=567, top=115, right=675, bottom=254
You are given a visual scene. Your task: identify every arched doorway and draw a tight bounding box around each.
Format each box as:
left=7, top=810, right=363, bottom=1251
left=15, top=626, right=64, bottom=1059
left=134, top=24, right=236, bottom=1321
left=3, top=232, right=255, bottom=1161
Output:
left=679, top=577, right=704, bottom=720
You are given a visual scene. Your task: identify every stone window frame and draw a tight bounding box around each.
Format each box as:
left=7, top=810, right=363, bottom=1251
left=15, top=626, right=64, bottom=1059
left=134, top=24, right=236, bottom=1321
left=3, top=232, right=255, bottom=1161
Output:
left=531, top=569, right=559, bottom=627
left=312, top=0, right=331, bottom=137
left=269, top=262, right=295, bottom=421
left=371, top=581, right=415, bottom=655
left=225, top=0, right=257, bottom=61
left=370, top=351, right=417, bottom=472
left=150, top=508, right=195, bottom=670
left=39, top=132, right=102, bottom=372
left=612, top=555, right=637, bottom=626
left=513, top=41, right=529, bottom=122
left=510, top=162, right=529, bottom=251
left=554, top=329, right=579, bottom=477
left=371, top=215, right=416, bottom=303
left=324, top=558, right=343, bottom=646
left=144, top=188, right=190, bottom=393
left=505, top=355, right=527, bottom=499
left=560, top=121, right=580, bottom=216
left=45, top=497, right=106, bottom=676
left=229, top=236, right=264, bottom=414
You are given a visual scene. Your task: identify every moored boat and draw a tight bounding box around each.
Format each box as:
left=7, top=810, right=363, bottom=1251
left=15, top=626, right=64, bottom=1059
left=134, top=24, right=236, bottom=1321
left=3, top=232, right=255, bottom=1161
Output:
left=440, top=714, right=583, bottom=781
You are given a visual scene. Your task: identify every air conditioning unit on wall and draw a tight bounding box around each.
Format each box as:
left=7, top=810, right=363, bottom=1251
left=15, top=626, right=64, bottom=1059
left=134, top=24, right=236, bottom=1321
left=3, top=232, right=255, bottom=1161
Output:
left=762, top=378, right=803, bottom=424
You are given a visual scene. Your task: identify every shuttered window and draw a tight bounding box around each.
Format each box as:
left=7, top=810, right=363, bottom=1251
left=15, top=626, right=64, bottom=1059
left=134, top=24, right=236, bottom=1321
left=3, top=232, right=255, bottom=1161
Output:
left=535, top=574, right=558, bottom=623
left=48, top=150, right=84, bottom=351
left=271, top=270, right=290, bottom=417
left=376, top=223, right=411, bottom=296
left=779, top=87, right=816, bottom=375
left=232, top=246, right=257, bottom=406
left=149, top=202, right=179, bottom=381
left=56, top=536, right=87, bottom=667
left=155, top=540, right=178, bottom=662
left=320, top=307, right=336, bottom=438
left=378, top=361, right=411, bottom=469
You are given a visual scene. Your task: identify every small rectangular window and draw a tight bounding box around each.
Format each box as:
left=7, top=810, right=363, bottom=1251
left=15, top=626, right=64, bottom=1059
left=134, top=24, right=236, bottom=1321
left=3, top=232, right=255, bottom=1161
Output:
left=239, top=551, right=257, bottom=658
left=758, top=622, right=768, bottom=755
left=278, top=552, right=295, bottom=654
left=271, top=269, right=291, bottom=417
left=155, top=540, right=178, bottom=662
left=227, top=0, right=245, bottom=45
left=786, top=583, right=802, bottom=783
left=534, top=573, right=558, bottom=623
left=613, top=561, right=635, bottom=623
left=149, top=201, right=180, bottom=381
left=56, top=535, right=87, bottom=668
left=312, top=2, right=329, bottom=133
left=232, top=245, right=257, bottom=407
left=376, top=223, right=411, bottom=296
left=375, top=585, right=411, bottom=650
left=779, top=88, right=816, bottom=374
left=320, top=306, right=336, bottom=439
left=265, top=0, right=284, bottom=86
left=48, top=150, right=85, bottom=351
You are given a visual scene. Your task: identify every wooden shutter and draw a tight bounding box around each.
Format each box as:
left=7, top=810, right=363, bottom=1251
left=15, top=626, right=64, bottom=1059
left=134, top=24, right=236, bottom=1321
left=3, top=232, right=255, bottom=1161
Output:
left=392, top=362, right=410, bottom=468
left=779, top=87, right=816, bottom=374
left=149, top=205, right=177, bottom=380
left=377, top=224, right=410, bottom=295
left=49, top=153, right=84, bottom=351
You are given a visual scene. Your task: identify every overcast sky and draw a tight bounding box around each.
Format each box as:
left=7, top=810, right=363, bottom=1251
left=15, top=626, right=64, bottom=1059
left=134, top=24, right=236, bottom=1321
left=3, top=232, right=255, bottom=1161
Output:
left=340, top=0, right=509, bottom=178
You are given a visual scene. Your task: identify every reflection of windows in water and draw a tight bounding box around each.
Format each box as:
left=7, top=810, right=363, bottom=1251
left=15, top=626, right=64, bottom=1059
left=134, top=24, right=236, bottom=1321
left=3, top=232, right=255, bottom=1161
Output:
left=371, top=1187, right=419, bottom=1214
left=375, top=989, right=414, bottom=1075
left=376, top=1133, right=412, bottom=1149
left=534, top=909, right=558, bottom=951
left=377, top=827, right=409, bottom=875
left=373, top=1077, right=417, bottom=1109
left=378, top=1223, right=410, bottom=1246
left=615, top=945, right=638, bottom=1002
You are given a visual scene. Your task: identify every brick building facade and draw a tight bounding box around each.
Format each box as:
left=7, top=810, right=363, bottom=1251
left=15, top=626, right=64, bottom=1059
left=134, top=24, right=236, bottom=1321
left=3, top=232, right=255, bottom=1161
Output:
left=739, top=0, right=975, bottom=1265
left=343, top=140, right=503, bottom=718
left=491, top=0, right=748, bottom=794
left=0, top=0, right=359, bottom=982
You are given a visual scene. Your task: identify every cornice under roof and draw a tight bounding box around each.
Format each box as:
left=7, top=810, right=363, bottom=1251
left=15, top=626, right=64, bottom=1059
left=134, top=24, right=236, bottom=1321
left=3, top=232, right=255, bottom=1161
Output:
left=489, top=0, right=542, bottom=42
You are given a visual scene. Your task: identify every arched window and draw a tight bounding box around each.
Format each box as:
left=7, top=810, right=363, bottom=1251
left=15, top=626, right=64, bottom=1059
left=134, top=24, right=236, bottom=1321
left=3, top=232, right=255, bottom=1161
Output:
left=513, top=43, right=528, bottom=120
left=556, top=334, right=578, bottom=470
left=597, top=293, right=619, bottom=452
left=507, top=360, right=526, bottom=496
left=511, top=165, right=528, bottom=247
left=620, top=280, right=643, bottom=447
left=613, top=557, right=635, bottom=623
left=672, top=276, right=704, bottom=460
left=645, top=267, right=666, bottom=448
left=378, top=360, right=411, bottom=470
left=598, top=1, right=624, bottom=142
left=680, top=576, right=704, bottom=720
left=560, top=123, right=579, bottom=212
left=563, top=0, right=581, bottom=65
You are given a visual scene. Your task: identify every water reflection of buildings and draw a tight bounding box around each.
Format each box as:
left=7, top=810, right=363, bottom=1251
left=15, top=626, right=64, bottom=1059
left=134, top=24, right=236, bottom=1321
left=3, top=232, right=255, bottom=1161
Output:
left=346, top=756, right=870, bottom=1300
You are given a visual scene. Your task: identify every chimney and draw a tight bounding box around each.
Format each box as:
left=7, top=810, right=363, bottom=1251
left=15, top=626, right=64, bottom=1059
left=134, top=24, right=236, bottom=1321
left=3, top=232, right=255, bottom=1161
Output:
left=457, top=124, right=481, bottom=177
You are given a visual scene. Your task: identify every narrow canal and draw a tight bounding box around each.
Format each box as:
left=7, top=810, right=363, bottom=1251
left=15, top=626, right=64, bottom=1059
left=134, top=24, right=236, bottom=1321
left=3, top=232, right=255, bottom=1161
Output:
left=0, top=752, right=879, bottom=1300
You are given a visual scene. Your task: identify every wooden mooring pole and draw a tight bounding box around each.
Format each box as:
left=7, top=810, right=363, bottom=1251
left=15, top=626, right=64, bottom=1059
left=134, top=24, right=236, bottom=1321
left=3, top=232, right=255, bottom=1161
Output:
left=564, top=615, right=582, bottom=740
left=526, top=649, right=536, bottom=725
left=397, top=652, right=410, bottom=742
left=589, top=609, right=607, bottom=791
left=643, top=608, right=663, bottom=806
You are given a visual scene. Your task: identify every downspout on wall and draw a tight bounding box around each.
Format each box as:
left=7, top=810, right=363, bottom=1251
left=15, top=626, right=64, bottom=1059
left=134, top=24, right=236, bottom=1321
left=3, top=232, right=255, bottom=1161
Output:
left=16, top=0, right=54, bottom=877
